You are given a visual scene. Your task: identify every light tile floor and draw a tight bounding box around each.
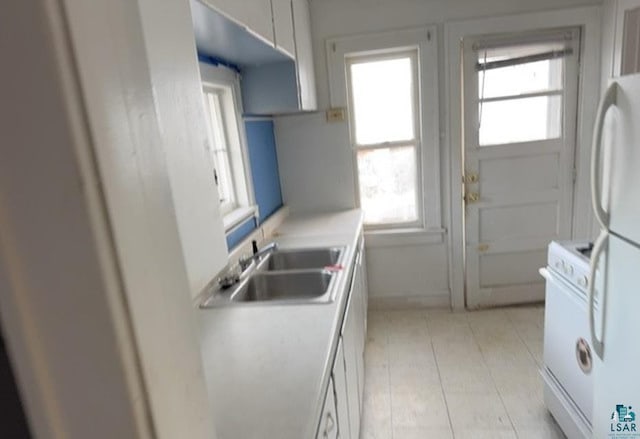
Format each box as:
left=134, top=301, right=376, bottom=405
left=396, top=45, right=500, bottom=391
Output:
left=362, top=305, right=566, bottom=439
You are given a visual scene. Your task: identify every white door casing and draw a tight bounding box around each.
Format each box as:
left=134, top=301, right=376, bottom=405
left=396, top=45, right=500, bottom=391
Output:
left=462, top=29, right=580, bottom=308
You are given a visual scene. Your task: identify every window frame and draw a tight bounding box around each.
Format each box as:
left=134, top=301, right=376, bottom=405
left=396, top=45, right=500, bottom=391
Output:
left=203, top=86, right=237, bottom=215
left=327, top=27, right=442, bottom=235
left=199, top=62, right=257, bottom=232
left=345, top=49, right=423, bottom=229
left=474, top=37, right=572, bottom=147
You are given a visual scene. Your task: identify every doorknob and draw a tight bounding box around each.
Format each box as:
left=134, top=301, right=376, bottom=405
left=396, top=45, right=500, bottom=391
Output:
left=477, top=243, right=489, bottom=252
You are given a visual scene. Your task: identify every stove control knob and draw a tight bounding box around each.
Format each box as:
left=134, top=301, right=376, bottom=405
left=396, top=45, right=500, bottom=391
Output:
left=566, top=265, right=574, bottom=275
left=578, top=276, right=588, bottom=288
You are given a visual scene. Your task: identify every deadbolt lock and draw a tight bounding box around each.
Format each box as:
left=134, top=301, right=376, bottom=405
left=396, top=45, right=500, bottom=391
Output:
left=465, top=173, right=479, bottom=183
left=465, top=192, right=480, bottom=203
left=477, top=243, right=489, bottom=252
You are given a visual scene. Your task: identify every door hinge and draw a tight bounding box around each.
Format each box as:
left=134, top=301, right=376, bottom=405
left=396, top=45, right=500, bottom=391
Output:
left=464, top=192, right=480, bottom=203
left=465, top=172, right=479, bottom=184
left=572, top=167, right=577, bottom=183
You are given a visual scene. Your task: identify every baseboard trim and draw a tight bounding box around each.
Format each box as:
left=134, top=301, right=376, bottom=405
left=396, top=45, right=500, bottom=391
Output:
left=368, top=291, right=451, bottom=310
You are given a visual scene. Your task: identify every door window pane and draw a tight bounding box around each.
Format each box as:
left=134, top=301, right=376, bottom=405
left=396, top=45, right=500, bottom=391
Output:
left=356, top=146, right=418, bottom=225
left=479, top=58, right=563, bottom=99
left=349, top=56, right=415, bottom=145
left=479, top=95, right=562, bottom=146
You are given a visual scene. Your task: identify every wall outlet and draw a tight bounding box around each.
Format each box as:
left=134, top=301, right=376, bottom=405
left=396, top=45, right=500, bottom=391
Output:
left=326, top=107, right=346, bottom=122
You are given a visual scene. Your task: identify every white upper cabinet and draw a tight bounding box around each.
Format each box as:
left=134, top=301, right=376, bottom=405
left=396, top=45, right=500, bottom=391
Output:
left=602, top=0, right=640, bottom=84
left=272, top=0, right=296, bottom=57
left=204, top=0, right=275, bottom=45
left=195, top=0, right=317, bottom=114
left=292, top=0, right=317, bottom=110
left=242, top=0, right=318, bottom=113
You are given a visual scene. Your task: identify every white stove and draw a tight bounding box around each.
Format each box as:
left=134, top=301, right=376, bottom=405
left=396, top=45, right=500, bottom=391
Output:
left=540, top=240, right=594, bottom=439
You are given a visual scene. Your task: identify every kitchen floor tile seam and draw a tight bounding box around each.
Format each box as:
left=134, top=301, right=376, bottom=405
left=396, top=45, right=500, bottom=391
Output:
left=502, top=308, right=542, bottom=369
left=366, top=307, right=548, bottom=439
left=384, top=326, right=395, bottom=439
left=428, top=329, right=456, bottom=438
left=466, top=317, right=519, bottom=436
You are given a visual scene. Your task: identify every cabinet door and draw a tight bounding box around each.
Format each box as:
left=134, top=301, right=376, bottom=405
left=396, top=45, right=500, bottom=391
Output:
left=205, top=0, right=274, bottom=45
left=272, top=0, right=296, bottom=57
left=355, top=237, right=367, bottom=407
left=620, top=5, right=640, bottom=74
left=332, top=338, right=351, bottom=439
left=317, top=377, right=338, bottom=439
left=609, top=0, right=640, bottom=77
left=357, top=235, right=368, bottom=338
left=291, top=0, right=317, bottom=110
left=342, top=275, right=362, bottom=439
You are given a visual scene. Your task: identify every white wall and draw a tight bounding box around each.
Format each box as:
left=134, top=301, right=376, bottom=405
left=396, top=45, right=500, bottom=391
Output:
left=275, top=0, right=603, bottom=306
left=0, top=0, right=218, bottom=437
left=275, top=112, right=357, bottom=213
left=0, top=3, right=149, bottom=436
left=310, top=0, right=602, bottom=110
left=139, top=0, right=229, bottom=299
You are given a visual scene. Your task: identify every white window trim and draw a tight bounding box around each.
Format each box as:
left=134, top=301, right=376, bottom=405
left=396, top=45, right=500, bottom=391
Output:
left=326, top=26, right=442, bottom=234
left=222, top=205, right=259, bottom=232
left=199, top=62, right=257, bottom=232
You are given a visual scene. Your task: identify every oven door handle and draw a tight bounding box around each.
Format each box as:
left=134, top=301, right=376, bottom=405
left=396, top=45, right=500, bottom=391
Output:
left=539, top=267, right=586, bottom=297
left=538, top=267, right=551, bottom=281
left=588, top=230, right=608, bottom=360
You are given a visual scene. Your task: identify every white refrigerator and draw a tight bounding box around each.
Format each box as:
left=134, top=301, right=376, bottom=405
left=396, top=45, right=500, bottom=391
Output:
left=590, top=72, right=640, bottom=438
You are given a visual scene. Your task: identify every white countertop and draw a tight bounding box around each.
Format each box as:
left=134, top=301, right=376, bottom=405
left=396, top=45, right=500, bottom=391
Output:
left=197, top=209, right=363, bottom=439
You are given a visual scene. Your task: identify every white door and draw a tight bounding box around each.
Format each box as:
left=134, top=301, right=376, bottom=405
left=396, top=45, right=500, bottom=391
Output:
left=462, top=29, right=580, bottom=308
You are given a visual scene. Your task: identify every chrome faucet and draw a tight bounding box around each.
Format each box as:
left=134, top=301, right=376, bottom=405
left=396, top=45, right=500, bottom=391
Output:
left=238, top=240, right=278, bottom=271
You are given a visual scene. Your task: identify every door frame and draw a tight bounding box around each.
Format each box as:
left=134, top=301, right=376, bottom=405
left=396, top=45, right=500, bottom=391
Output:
left=444, top=6, right=602, bottom=310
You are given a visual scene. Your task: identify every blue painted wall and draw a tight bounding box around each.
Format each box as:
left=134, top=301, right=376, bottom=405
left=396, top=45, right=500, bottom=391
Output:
left=225, top=217, right=258, bottom=249
left=245, top=119, right=283, bottom=222
left=224, top=119, right=283, bottom=250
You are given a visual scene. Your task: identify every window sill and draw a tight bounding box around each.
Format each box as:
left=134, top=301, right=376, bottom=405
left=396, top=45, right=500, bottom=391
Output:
left=223, top=206, right=258, bottom=233
left=364, top=227, right=446, bottom=248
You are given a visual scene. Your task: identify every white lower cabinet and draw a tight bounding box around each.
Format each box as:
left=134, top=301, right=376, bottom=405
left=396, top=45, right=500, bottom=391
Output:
left=317, top=377, right=338, bottom=439
left=342, top=280, right=363, bottom=439
left=319, top=235, right=367, bottom=438
left=332, top=339, right=350, bottom=439
left=354, top=236, right=367, bottom=409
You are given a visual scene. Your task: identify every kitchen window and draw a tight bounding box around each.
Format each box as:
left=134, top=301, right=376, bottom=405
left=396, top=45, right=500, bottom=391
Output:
left=328, top=27, right=442, bottom=235
left=347, top=51, right=420, bottom=227
left=200, top=63, right=255, bottom=230
left=203, top=86, right=236, bottom=214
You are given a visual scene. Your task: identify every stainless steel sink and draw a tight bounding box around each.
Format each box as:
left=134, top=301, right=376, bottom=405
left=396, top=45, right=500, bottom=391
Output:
left=258, top=247, right=344, bottom=271
left=230, top=271, right=335, bottom=303
left=199, top=246, right=347, bottom=308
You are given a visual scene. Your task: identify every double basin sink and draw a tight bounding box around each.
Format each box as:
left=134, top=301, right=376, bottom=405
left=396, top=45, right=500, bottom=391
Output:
left=201, top=247, right=345, bottom=307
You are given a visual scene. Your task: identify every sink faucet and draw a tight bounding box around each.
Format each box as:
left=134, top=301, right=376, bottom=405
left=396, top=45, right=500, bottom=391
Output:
left=239, top=240, right=278, bottom=271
